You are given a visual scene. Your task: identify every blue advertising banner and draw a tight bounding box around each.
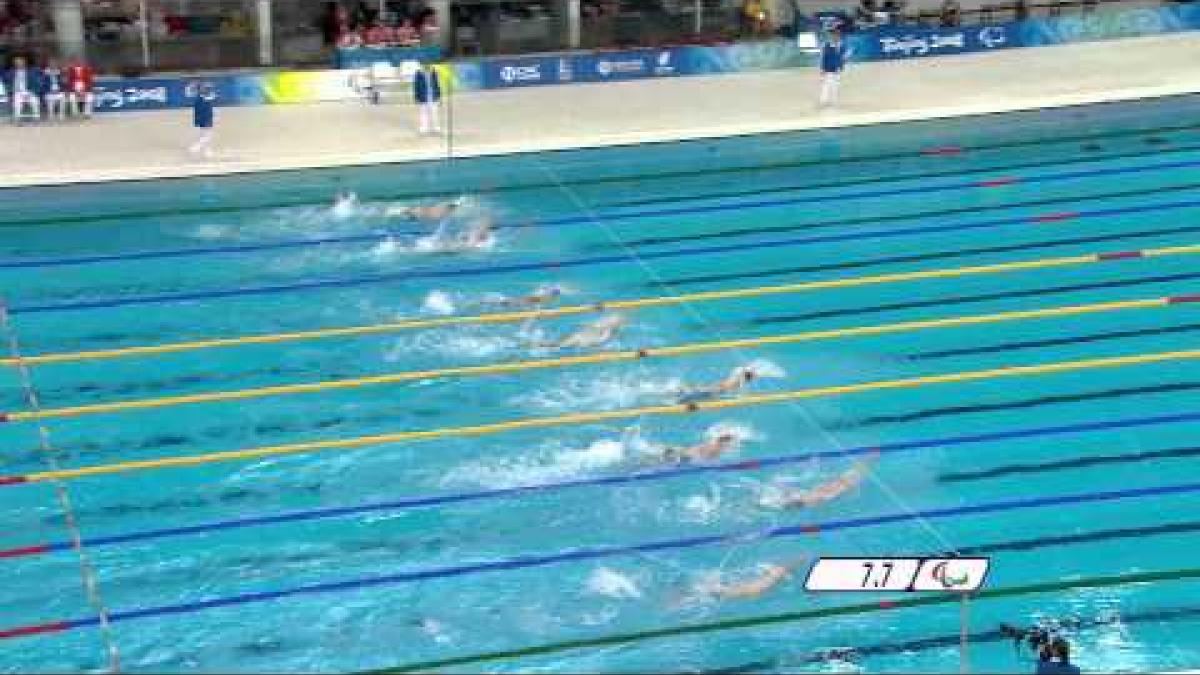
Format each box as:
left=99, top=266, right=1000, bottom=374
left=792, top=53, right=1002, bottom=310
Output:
left=850, top=23, right=1014, bottom=60
left=480, top=55, right=571, bottom=88
left=1020, top=2, right=1200, bottom=46
left=573, top=48, right=679, bottom=82
left=94, top=74, right=265, bottom=112
left=678, top=40, right=815, bottom=75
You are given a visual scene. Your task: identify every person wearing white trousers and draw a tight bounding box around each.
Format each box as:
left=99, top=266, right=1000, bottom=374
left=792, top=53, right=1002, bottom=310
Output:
left=818, top=28, right=848, bottom=108
left=6, top=57, right=41, bottom=122
left=413, top=63, right=443, bottom=135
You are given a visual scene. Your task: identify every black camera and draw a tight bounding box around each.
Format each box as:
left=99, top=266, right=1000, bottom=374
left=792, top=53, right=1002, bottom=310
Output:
left=999, top=623, right=1052, bottom=651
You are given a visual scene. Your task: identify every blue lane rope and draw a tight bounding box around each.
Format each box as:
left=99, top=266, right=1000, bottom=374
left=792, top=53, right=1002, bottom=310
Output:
left=5, top=409, right=1200, bottom=561
left=9, top=197, right=1200, bottom=316
left=1, top=152, right=1197, bottom=273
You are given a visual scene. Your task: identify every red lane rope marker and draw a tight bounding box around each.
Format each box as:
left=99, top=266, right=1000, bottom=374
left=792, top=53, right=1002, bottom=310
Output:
left=0, top=545, right=52, bottom=560
left=921, top=146, right=964, bottom=156
left=976, top=177, right=1020, bottom=187
left=0, top=476, right=28, bottom=486
left=0, top=622, right=72, bottom=640
left=1031, top=211, right=1081, bottom=223
left=1168, top=294, right=1200, bottom=305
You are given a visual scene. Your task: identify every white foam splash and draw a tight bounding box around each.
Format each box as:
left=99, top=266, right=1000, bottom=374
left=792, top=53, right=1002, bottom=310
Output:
left=585, top=567, right=643, bottom=600
left=704, top=421, right=763, bottom=443
left=422, top=290, right=458, bottom=316
left=746, top=358, right=787, bottom=379
left=516, top=372, right=685, bottom=413
left=441, top=436, right=629, bottom=489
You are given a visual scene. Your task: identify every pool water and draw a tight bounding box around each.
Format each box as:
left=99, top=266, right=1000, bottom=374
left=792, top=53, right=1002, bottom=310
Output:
left=3, top=95, right=1200, bottom=674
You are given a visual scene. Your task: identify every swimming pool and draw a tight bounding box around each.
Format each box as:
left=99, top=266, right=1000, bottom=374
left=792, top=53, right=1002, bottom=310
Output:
left=3, top=93, right=1200, bottom=674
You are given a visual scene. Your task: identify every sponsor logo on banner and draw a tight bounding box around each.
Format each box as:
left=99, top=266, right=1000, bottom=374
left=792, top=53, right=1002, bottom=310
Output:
left=558, top=58, right=574, bottom=82
left=654, top=50, right=677, bottom=75
left=94, top=82, right=179, bottom=111
left=595, top=56, right=647, bottom=77
left=879, top=31, right=966, bottom=57
left=499, top=64, right=542, bottom=83
left=978, top=25, right=1007, bottom=47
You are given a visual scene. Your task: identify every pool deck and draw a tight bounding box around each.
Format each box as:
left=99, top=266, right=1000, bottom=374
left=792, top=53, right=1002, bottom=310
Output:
left=0, top=32, right=1198, bottom=189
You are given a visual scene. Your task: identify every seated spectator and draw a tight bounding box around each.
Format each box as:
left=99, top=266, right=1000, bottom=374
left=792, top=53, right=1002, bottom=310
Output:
left=41, top=58, right=67, bottom=121
left=364, top=20, right=390, bottom=45
left=882, top=0, right=905, bottom=23
left=742, top=0, right=770, bottom=36
left=5, top=55, right=41, bottom=122
left=856, top=0, right=880, bottom=26
left=396, top=18, right=419, bottom=46
left=338, top=29, right=365, bottom=48
left=66, top=57, right=95, bottom=118
left=418, top=7, right=439, bottom=42
left=940, top=0, right=961, bottom=26
left=1015, top=0, right=1030, bottom=21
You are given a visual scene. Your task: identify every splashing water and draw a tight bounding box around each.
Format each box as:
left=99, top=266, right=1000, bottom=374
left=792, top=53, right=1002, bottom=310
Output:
left=441, top=436, right=631, bottom=490
left=422, top=291, right=458, bottom=316
left=585, top=567, right=643, bottom=600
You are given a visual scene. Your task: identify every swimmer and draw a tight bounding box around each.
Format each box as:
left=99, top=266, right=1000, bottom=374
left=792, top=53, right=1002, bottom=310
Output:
left=482, top=283, right=565, bottom=310
left=456, top=216, right=494, bottom=250
left=693, top=557, right=807, bottom=600
left=331, top=189, right=359, bottom=219
left=654, top=431, right=741, bottom=464
left=763, top=450, right=881, bottom=509
left=385, top=195, right=466, bottom=223
left=538, top=314, right=627, bottom=350
left=678, top=365, right=760, bottom=403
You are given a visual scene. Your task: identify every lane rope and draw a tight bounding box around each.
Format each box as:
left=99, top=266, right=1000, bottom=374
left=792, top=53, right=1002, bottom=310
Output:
left=2, top=408, right=1197, bottom=563
left=9, top=169, right=1200, bottom=317
left=3, top=141, right=1199, bottom=270
left=3, top=344, right=1200, bottom=485
left=6, top=241, right=1197, bottom=369
left=2, top=480, right=1197, bottom=643
left=0, top=290, right=1184, bottom=425
left=0, top=305, right=121, bottom=671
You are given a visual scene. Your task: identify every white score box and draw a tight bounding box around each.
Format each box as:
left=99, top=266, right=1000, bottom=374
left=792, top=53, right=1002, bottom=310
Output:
left=804, top=558, right=990, bottom=592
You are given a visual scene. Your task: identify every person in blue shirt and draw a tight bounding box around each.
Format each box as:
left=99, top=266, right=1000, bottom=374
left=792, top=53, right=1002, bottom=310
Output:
left=818, top=27, right=849, bottom=108
left=413, top=62, right=442, bottom=135
left=188, top=81, right=217, bottom=159
left=5, top=56, right=42, bottom=122
left=1035, top=638, right=1082, bottom=675
left=41, top=59, right=67, bottom=121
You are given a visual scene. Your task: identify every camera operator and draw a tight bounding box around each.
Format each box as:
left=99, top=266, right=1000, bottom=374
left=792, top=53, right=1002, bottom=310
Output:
left=1000, top=624, right=1081, bottom=674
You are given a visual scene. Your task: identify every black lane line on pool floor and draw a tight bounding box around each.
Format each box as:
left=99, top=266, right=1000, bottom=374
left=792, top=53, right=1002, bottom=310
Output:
left=609, top=177, right=1200, bottom=253
left=939, top=444, right=1200, bottom=483
left=908, top=320, right=1200, bottom=361
left=3, top=123, right=1196, bottom=230
left=747, top=270, right=1200, bottom=329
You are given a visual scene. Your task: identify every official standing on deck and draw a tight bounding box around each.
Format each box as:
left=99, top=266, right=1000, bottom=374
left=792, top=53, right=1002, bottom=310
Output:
left=818, top=27, right=848, bottom=108
left=414, top=62, right=442, bottom=135
left=189, top=81, right=217, bottom=159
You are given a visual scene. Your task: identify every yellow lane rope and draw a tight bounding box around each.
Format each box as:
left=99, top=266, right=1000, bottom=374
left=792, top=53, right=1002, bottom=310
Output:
left=5, top=243, right=1195, bottom=368
left=15, top=346, right=1200, bottom=484
left=1, top=296, right=1175, bottom=423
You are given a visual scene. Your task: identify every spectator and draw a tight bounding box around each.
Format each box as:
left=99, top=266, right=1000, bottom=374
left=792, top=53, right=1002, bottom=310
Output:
left=188, top=81, right=217, bottom=159
left=882, top=0, right=905, bottom=23
left=413, top=61, right=441, bottom=135
left=364, top=19, right=389, bottom=45
left=940, top=0, right=961, bottom=26
left=5, top=55, right=41, bottom=122
left=66, top=57, right=95, bottom=118
left=856, top=0, right=880, bottom=26
left=321, top=2, right=347, bottom=46
left=41, top=58, right=67, bottom=121
left=397, top=18, right=419, bottom=46
left=742, top=0, right=770, bottom=36
left=1015, top=0, right=1030, bottom=21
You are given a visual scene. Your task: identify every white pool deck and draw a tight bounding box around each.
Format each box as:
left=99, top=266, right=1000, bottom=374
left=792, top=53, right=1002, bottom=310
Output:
left=0, top=32, right=1198, bottom=189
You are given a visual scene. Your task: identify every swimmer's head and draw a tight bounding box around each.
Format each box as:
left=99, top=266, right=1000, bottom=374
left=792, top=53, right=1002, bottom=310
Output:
left=716, top=432, right=738, bottom=446
left=742, top=368, right=758, bottom=382
left=539, top=284, right=564, bottom=298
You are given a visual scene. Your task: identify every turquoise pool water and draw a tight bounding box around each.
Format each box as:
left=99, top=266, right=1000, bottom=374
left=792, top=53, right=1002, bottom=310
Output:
left=3, top=95, right=1200, bottom=674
